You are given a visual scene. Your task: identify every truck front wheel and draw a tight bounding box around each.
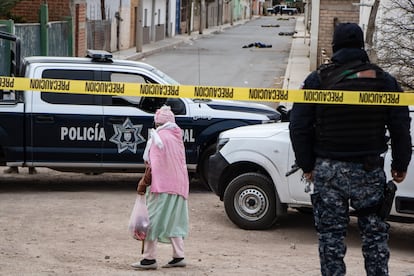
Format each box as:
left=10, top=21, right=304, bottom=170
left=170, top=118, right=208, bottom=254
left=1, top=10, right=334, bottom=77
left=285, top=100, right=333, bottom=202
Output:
left=223, top=172, right=277, bottom=230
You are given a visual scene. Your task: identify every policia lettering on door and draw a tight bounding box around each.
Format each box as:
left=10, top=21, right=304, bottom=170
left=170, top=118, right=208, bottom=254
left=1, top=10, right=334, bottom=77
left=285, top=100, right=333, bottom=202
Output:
left=60, top=118, right=196, bottom=154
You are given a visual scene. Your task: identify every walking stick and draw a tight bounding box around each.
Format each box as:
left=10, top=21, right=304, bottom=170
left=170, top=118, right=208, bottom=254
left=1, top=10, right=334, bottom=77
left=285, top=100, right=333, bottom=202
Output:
left=141, top=240, right=145, bottom=254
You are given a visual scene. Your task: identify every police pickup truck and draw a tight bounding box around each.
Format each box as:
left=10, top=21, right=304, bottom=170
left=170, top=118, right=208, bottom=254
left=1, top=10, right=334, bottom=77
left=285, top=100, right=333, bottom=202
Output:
left=209, top=108, right=414, bottom=230
left=0, top=31, right=280, bottom=185
left=267, top=5, right=298, bottom=15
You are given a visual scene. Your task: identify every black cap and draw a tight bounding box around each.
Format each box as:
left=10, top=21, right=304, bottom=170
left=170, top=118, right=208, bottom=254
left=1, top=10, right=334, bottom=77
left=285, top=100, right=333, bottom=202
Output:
left=332, top=23, right=364, bottom=53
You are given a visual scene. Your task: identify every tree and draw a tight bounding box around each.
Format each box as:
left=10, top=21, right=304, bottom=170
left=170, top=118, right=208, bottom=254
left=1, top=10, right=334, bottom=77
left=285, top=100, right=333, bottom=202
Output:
left=365, top=0, right=380, bottom=63
left=0, top=0, right=21, bottom=18
left=374, top=0, right=414, bottom=90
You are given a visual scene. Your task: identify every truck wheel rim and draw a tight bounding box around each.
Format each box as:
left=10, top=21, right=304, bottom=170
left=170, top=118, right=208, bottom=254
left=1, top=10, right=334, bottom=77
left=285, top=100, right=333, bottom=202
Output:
left=234, top=185, right=268, bottom=221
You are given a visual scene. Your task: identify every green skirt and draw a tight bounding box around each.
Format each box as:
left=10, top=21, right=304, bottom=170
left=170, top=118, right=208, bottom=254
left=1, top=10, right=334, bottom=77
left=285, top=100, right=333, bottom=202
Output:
left=145, top=192, right=189, bottom=243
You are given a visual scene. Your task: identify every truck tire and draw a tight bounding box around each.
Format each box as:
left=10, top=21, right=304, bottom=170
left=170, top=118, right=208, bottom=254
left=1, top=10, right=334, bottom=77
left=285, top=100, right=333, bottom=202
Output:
left=223, top=172, right=277, bottom=230
left=198, top=144, right=216, bottom=190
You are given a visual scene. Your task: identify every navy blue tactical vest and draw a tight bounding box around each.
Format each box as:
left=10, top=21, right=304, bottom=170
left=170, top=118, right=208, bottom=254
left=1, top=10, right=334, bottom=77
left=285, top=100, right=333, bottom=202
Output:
left=315, top=60, right=390, bottom=157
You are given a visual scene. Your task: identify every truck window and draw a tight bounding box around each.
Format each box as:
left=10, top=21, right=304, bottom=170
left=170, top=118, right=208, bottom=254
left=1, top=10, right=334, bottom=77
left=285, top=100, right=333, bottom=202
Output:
left=105, top=72, right=145, bottom=107
left=40, top=69, right=99, bottom=105
left=101, top=71, right=168, bottom=112
left=104, top=72, right=185, bottom=115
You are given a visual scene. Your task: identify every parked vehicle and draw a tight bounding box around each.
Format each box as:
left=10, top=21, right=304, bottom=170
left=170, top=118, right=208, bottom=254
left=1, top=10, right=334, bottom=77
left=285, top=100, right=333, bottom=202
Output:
left=0, top=31, right=280, bottom=186
left=267, top=5, right=298, bottom=15
left=208, top=107, right=414, bottom=230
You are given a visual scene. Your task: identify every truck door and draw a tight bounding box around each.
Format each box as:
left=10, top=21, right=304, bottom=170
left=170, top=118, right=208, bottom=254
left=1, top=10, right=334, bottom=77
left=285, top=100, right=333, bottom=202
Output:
left=287, top=143, right=311, bottom=203
left=101, top=71, right=155, bottom=170
left=101, top=69, right=195, bottom=171
left=27, top=68, right=104, bottom=167
left=0, top=32, right=25, bottom=166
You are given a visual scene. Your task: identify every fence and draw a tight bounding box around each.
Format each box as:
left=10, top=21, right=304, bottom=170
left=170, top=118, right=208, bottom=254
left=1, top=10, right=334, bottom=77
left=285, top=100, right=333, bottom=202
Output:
left=48, top=21, right=71, bottom=56
left=0, top=20, right=71, bottom=76
left=87, top=20, right=111, bottom=52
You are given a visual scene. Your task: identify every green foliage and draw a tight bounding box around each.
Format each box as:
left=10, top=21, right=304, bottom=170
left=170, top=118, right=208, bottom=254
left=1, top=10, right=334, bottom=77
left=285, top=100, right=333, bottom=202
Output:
left=0, top=0, right=21, bottom=17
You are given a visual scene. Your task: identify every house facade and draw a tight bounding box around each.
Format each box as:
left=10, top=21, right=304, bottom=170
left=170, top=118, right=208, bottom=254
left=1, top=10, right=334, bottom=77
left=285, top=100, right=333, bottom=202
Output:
left=6, top=0, right=257, bottom=55
left=83, top=0, right=257, bottom=52
left=308, top=0, right=360, bottom=70
left=307, top=0, right=385, bottom=70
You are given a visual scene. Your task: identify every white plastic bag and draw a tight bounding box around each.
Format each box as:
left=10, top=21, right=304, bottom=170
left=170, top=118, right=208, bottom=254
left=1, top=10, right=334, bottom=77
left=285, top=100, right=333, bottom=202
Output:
left=128, top=195, right=150, bottom=241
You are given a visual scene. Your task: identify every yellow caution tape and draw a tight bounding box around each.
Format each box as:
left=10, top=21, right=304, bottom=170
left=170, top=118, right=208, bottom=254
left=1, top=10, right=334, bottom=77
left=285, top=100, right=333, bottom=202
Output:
left=1, top=76, right=413, bottom=106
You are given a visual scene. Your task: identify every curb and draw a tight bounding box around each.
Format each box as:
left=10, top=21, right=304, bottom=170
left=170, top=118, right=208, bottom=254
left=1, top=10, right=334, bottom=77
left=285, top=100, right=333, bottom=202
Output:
left=118, top=17, right=257, bottom=61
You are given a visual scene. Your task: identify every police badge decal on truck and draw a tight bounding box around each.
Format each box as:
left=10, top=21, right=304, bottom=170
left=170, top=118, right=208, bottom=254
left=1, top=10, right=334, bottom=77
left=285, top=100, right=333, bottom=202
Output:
left=109, top=118, right=145, bottom=154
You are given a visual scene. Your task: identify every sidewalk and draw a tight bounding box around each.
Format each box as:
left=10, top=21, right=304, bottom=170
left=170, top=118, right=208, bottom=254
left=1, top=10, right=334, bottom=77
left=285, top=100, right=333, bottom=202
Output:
left=112, top=18, right=253, bottom=61
left=282, top=15, right=311, bottom=108
left=113, top=16, right=311, bottom=98
left=283, top=15, right=310, bottom=90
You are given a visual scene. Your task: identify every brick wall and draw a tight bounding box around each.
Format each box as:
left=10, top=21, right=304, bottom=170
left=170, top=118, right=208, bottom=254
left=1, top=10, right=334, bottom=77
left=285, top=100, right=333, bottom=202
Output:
left=9, top=0, right=87, bottom=57
left=75, top=3, right=87, bottom=57
left=318, top=0, right=359, bottom=65
left=12, top=0, right=71, bottom=22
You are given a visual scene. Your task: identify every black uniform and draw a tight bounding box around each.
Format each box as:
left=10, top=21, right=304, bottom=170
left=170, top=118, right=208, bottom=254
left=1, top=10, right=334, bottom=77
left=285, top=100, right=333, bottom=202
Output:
left=289, top=23, right=411, bottom=276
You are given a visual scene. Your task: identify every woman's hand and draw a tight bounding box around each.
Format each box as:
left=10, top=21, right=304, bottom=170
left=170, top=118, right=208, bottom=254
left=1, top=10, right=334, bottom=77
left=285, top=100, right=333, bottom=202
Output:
left=137, top=182, right=146, bottom=195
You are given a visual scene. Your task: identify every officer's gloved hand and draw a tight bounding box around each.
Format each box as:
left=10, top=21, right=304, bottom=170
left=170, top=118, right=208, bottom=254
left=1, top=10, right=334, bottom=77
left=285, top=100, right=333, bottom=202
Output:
left=391, top=170, right=406, bottom=183
left=303, top=171, right=313, bottom=182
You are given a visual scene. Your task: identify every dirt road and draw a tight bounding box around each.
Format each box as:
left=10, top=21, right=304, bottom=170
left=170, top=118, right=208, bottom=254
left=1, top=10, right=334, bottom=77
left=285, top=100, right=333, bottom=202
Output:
left=0, top=167, right=413, bottom=275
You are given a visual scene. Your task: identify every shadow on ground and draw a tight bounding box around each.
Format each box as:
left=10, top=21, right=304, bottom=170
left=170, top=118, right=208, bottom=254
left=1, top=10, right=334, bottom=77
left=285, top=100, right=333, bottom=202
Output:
left=0, top=167, right=209, bottom=193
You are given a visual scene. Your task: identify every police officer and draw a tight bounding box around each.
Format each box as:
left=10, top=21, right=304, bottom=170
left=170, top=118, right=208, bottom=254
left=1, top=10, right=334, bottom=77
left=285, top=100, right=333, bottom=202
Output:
left=289, top=23, right=411, bottom=275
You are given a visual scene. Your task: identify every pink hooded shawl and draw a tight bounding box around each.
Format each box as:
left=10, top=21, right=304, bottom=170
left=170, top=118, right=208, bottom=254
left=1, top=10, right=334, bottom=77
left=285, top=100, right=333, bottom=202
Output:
left=144, top=106, right=189, bottom=199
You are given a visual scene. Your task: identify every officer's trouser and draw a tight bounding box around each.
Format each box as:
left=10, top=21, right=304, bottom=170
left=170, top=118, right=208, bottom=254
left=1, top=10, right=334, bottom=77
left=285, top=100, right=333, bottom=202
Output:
left=311, top=158, right=390, bottom=276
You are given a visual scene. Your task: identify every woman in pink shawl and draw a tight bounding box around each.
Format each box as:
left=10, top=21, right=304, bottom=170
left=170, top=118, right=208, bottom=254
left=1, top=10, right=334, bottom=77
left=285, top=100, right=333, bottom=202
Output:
left=132, top=105, right=189, bottom=270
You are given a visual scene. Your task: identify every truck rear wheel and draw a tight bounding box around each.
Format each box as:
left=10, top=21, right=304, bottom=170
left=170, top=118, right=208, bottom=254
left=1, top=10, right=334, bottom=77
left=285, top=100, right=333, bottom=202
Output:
left=223, top=172, right=277, bottom=230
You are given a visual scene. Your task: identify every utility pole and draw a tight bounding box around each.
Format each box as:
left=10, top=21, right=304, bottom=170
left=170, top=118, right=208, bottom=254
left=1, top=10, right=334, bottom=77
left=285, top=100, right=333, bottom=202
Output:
left=136, top=0, right=143, bottom=52
left=249, top=0, right=253, bottom=19
left=100, top=0, right=106, bottom=19
left=187, top=0, right=192, bottom=35
left=230, top=0, right=233, bottom=26
left=199, top=0, right=205, bottom=34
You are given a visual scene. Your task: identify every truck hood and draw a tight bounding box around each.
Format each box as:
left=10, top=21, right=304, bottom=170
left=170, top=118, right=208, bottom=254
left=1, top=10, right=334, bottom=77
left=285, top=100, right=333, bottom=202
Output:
left=194, top=99, right=280, bottom=116
left=219, top=122, right=289, bottom=139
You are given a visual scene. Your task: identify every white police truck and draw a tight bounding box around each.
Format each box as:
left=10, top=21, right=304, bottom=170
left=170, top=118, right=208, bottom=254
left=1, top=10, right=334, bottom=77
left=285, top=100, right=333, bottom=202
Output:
left=209, top=108, right=414, bottom=230
left=0, top=31, right=280, bottom=186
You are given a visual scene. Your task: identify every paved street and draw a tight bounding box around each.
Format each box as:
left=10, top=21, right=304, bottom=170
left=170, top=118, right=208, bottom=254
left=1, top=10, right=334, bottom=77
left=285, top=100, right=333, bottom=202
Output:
left=138, top=16, right=297, bottom=91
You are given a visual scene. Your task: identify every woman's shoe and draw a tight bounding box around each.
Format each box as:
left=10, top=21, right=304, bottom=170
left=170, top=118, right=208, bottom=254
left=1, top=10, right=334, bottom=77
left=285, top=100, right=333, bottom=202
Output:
left=162, top=258, right=186, bottom=268
left=131, top=259, right=158, bottom=270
